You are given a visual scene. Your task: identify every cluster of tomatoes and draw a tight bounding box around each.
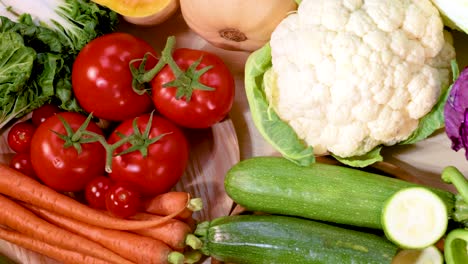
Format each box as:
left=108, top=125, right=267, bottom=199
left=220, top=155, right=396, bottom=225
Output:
left=6, top=32, right=235, bottom=218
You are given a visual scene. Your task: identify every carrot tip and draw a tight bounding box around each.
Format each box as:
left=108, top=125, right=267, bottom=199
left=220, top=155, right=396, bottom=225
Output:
left=185, top=234, right=203, bottom=250
left=168, top=251, right=185, bottom=264
left=183, top=250, right=202, bottom=264
left=187, top=198, right=203, bottom=212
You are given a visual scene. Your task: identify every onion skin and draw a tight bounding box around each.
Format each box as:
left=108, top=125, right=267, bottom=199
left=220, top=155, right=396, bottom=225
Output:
left=180, top=0, right=297, bottom=51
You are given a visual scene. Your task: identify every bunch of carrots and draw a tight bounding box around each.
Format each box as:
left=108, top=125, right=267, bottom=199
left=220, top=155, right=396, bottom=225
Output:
left=0, top=164, right=204, bottom=264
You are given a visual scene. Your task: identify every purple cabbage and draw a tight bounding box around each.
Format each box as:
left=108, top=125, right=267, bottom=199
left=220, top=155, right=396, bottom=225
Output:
left=444, top=66, right=468, bottom=159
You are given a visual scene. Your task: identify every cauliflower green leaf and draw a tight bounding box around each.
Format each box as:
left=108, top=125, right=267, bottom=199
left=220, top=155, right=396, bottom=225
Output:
left=244, top=44, right=315, bottom=166
left=333, top=147, right=383, bottom=168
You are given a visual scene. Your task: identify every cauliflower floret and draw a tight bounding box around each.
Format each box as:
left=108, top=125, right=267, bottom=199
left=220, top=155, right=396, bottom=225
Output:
left=267, top=0, right=455, bottom=158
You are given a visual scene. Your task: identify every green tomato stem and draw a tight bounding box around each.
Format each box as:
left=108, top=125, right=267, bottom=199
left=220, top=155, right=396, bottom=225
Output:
left=130, top=36, right=178, bottom=94
left=53, top=113, right=102, bottom=155
left=92, top=112, right=170, bottom=173
left=130, top=36, right=216, bottom=101
left=454, top=195, right=468, bottom=225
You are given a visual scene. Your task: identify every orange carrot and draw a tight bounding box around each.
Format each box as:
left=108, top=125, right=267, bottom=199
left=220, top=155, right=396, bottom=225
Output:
left=0, top=195, right=131, bottom=264
left=25, top=203, right=185, bottom=264
left=183, top=216, right=198, bottom=231
left=130, top=212, right=202, bottom=251
left=143, top=192, right=203, bottom=220
left=0, top=164, right=183, bottom=230
left=0, top=227, right=109, bottom=264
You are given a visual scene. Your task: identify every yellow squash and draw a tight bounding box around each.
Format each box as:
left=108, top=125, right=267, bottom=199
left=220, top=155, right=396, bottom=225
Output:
left=91, top=0, right=179, bottom=26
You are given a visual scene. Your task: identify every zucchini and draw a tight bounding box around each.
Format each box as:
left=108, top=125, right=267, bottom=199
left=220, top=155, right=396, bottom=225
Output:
left=224, top=156, right=457, bottom=229
left=195, top=214, right=398, bottom=264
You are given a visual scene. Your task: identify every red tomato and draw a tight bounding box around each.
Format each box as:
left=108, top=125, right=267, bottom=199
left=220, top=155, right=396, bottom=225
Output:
left=9, top=152, right=37, bottom=179
left=7, top=121, right=36, bottom=153
left=85, top=176, right=113, bottom=209
left=31, top=103, right=62, bottom=126
left=105, top=181, right=141, bottom=218
left=30, top=112, right=106, bottom=192
left=72, top=33, right=157, bottom=121
left=151, top=48, right=235, bottom=128
left=107, top=114, right=189, bottom=197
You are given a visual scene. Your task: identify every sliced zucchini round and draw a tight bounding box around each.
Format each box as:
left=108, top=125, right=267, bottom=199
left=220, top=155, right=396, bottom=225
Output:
left=382, top=187, right=448, bottom=249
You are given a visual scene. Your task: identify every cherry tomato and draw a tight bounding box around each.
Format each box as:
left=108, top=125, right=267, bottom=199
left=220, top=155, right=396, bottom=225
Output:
left=30, top=112, right=106, bottom=192
left=105, top=181, right=141, bottom=218
left=9, top=152, right=37, bottom=179
left=31, top=103, right=62, bottom=126
left=72, top=32, right=157, bottom=121
left=107, top=114, right=189, bottom=197
left=85, top=176, right=113, bottom=209
left=7, top=121, right=36, bottom=153
left=151, top=48, right=235, bottom=128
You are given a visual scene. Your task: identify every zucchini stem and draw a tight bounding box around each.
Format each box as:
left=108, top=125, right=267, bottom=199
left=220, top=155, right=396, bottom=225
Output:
left=441, top=166, right=468, bottom=225
left=444, top=229, right=468, bottom=264
left=442, top=166, right=468, bottom=203
left=453, top=195, right=468, bottom=225
left=194, top=221, right=210, bottom=256
left=194, top=221, right=209, bottom=237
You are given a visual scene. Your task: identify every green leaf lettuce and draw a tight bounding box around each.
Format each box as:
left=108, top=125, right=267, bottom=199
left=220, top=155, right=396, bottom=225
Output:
left=0, top=0, right=118, bottom=129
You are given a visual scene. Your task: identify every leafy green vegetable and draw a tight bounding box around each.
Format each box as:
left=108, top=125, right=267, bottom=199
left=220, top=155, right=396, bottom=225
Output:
left=244, top=44, right=315, bottom=166
left=0, top=0, right=118, bottom=53
left=0, top=0, right=117, bottom=129
left=0, top=31, right=38, bottom=128
left=0, top=32, right=35, bottom=94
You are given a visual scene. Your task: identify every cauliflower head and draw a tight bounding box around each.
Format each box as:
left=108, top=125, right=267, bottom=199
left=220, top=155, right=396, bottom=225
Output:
left=266, top=0, right=456, bottom=158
